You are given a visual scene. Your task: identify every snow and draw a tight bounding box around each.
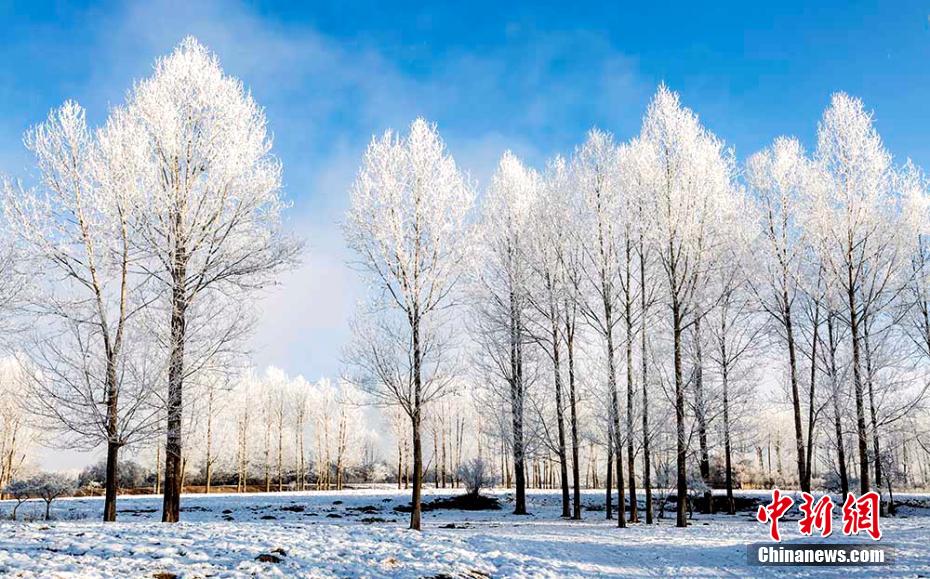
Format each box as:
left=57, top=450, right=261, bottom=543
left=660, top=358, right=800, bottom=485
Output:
left=1, top=488, right=928, bottom=577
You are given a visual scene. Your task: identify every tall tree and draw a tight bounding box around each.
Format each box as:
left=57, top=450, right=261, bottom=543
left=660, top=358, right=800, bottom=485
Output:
left=574, top=130, right=626, bottom=528
left=745, top=136, right=814, bottom=492
left=472, top=151, right=538, bottom=516
left=806, top=93, right=904, bottom=493
left=640, top=85, right=734, bottom=528
left=122, top=38, right=299, bottom=522
left=527, top=156, right=573, bottom=518
left=344, top=118, right=473, bottom=530
left=3, top=102, right=157, bottom=522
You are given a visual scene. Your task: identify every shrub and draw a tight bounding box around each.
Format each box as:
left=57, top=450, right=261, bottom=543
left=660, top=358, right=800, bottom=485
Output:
left=457, top=457, right=493, bottom=496
left=3, top=479, right=33, bottom=520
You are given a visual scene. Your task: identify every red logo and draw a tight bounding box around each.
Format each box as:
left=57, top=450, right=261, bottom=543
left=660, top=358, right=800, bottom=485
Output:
left=756, top=490, right=882, bottom=541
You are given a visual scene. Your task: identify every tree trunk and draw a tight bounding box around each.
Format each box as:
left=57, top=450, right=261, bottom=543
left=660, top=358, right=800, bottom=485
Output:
left=806, top=299, right=820, bottom=489
left=410, top=412, right=423, bottom=530
left=783, top=292, right=808, bottom=493
left=673, top=302, right=687, bottom=528
left=721, top=342, right=735, bottom=516
left=510, top=288, right=528, bottom=516
left=863, top=324, right=882, bottom=488
left=624, top=237, right=638, bottom=523
left=606, top=313, right=626, bottom=528
left=409, top=309, right=424, bottom=530
left=566, top=317, right=582, bottom=520
left=103, top=439, right=119, bottom=522
left=551, top=318, right=570, bottom=518
left=161, top=288, right=186, bottom=523
left=639, top=241, right=652, bottom=524
left=828, top=314, right=850, bottom=500
left=846, top=273, right=871, bottom=493
left=693, top=317, right=711, bottom=514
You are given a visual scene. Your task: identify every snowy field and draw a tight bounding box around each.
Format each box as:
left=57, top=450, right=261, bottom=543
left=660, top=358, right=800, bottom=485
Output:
left=1, top=488, right=928, bottom=578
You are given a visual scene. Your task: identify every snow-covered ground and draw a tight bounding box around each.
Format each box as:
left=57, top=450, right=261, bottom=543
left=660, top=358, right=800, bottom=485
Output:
left=1, top=487, right=928, bottom=577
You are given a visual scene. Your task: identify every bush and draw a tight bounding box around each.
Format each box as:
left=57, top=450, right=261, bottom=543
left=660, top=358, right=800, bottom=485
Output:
left=4, top=473, right=76, bottom=520
left=31, top=472, right=77, bottom=520
left=3, top=479, right=33, bottom=520
left=457, top=457, right=493, bottom=496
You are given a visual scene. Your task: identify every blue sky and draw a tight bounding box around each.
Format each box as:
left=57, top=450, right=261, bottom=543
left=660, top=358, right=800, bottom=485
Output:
left=2, top=0, right=929, bottom=398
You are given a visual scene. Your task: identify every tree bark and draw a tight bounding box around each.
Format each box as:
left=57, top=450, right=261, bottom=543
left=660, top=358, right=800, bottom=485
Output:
left=806, top=299, right=820, bottom=489
left=846, top=272, right=871, bottom=493
left=103, top=355, right=120, bottom=522
left=639, top=240, right=653, bottom=524
left=161, top=286, right=186, bottom=523
left=103, top=439, right=119, bottom=522
left=828, top=314, right=850, bottom=500
left=673, top=300, right=687, bottom=528
left=721, top=335, right=735, bottom=515
left=783, top=291, right=809, bottom=493
left=551, top=318, right=571, bottom=518
left=863, top=323, right=882, bottom=488
left=510, top=286, right=528, bottom=516
left=566, top=315, right=582, bottom=520
left=693, top=317, right=711, bottom=514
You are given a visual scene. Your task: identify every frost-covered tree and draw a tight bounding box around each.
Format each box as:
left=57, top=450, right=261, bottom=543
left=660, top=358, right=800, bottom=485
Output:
left=117, top=38, right=299, bottom=522
left=525, top=156, right=575, bottom=518
left=806, top=93, right=908, bottom=493
left=344, top=118, right=473, bottom=530
left=472, top=151, right=539, bottom=516
left=29, top=472, right=76, bottom=520
left=2, top=102, right=157, bottom=522
left=573, top=130, right=628, bottom=527
left=745, top=136, right=815, bottom=492
left=640, top=85, right=735, bottom=527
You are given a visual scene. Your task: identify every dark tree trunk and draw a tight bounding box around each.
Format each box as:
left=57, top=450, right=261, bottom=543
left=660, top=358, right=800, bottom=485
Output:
left=511, top=289, right=527, bottom=516
left=607, top=325, right=626, bottom=528
left=624, top=237, right=638, bottom=523
left=863, top=324, right=882, bottom=488
left=673, top=302, right=687, bottom=528
left=551, top=319, right=570, bottom=518
left=693, top=317, right=711, bottom=514
left=566, top=317, right=582, bottom=520
left=103, top=356, right=120, bottom=523
left=783, top=292, right=809, bottom=493
left=410, top=310, right=424, bottom=530
left=410, top=413, right=423, bottom=530
left=161, top=285, right=186, bottom=523
left=846, top=274, right=870, bottom=493
left=806, top=299, right=820, bottom=489
left=721, top=345, right=735, bottom=515
left=828, top=314, right=850, bottom=500
left=639, top=241, right=652, bottom=524
left=103, top=440, right=119, bottom=522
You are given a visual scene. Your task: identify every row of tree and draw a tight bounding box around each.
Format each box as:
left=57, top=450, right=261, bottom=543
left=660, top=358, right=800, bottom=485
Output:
left=3, top=36, right=929, bottom=532
left=344, top=86, right=930, bottom=530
